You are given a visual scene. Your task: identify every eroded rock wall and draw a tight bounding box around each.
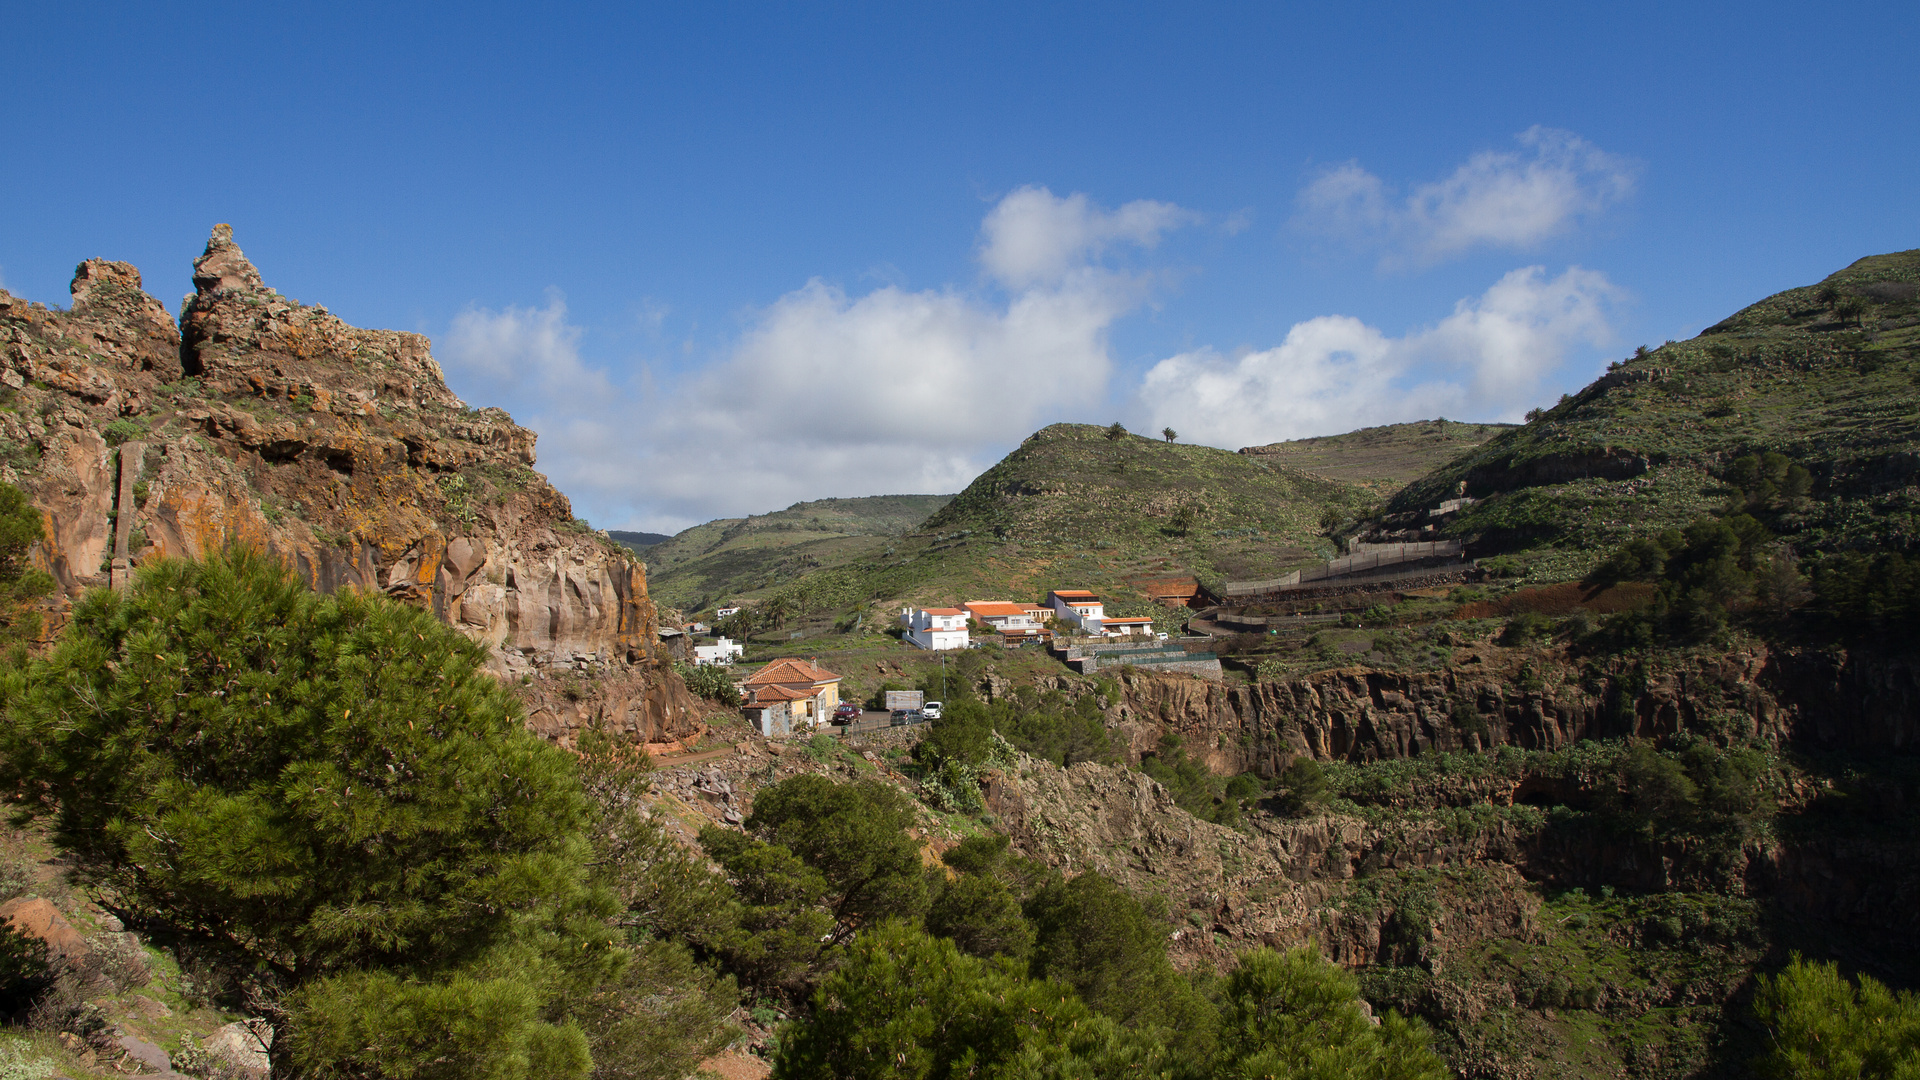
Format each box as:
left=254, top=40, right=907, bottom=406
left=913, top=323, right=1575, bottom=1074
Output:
left=1108, top=641, right=1898, bottom=776
left=0, top=227, right=702, bottom=742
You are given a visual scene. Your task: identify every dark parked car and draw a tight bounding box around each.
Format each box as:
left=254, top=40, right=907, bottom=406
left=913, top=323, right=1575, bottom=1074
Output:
left=833, top=702, right=862, bottom=723
left=890, top=708, right=923, bottom=726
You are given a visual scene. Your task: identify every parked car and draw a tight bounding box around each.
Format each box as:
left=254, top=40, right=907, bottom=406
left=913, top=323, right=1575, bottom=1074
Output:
left=833, top=702, right=862, bottom=723
left=922, top=701, right=943, bottom=720
left=889, top=709, right=913, bottom=726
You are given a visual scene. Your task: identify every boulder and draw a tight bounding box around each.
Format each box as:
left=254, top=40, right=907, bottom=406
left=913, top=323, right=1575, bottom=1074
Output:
left=202, top=1019, right=272, bottom=1077
left=0, top=897, right=87, bottom=962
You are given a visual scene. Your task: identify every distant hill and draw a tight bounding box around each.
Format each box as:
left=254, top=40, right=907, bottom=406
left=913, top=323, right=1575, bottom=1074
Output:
left=654, top=422, right=1478, bottom=623
left=1391, top=248, right=1920, bottom=580
left=643, top=494, right=954, bottom=612
left=921, top=422, right=1375, bottom=586
left=607, top=530, right=672, bottom=553
left=1238, top=420, right=1516, bottom=497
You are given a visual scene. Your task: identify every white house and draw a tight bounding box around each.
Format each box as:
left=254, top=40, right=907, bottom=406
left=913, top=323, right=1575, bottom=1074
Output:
left=1047, top=590, right=1105, bottom=633
left=693, top=636, right=744, bottom=666
left=901, top=606, right=970, bottom=650
left=715, top=606, right=741, bottom=620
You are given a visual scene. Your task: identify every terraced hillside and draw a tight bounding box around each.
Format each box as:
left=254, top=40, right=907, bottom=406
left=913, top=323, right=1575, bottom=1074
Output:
left=1393, top=249, right=1920, bottom=579
left=1239, top=419, right=1516, bottom=497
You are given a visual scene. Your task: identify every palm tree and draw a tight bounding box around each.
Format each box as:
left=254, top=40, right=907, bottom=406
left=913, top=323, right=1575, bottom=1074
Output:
left=1162, top=427, right=1177, bottom=443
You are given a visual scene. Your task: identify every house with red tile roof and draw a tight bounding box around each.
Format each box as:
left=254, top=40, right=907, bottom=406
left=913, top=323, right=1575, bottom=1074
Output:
left=962, top=600, right=1050, bottom=642
left=741, top=657, right=842, bottom=734
left=1097, top=615, right=1157, bottom=637
left=900, top=606, right=970, bottom=650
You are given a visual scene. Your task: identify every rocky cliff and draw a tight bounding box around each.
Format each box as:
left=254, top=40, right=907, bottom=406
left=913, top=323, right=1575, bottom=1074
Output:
left=0, top=226, right=701, bottom=744
left=1107, top=636, right=1920, bottom=778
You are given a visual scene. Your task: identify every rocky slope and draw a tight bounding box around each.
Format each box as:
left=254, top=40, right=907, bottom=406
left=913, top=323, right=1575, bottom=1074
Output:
left=0, top=226, right=701, bottom=744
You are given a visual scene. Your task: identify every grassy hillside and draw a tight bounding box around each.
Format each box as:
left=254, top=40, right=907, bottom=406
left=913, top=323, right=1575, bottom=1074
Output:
left=673, top=423, right=1388, bottom=644
left=923, top=423, right=1376, bottom=582
left=608, top=529, right=671, bottom=552
left=1390, top=249, right=1920, bottom=580
left=1239, top=419, right=1516, bottom=497
left=643, top=494, right=953, bottom=611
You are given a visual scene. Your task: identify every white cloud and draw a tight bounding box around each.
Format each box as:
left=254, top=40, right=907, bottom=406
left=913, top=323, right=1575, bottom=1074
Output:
left=1298, top=127, right=1637, bottom=266
left=443, top=291, right=610, bottom=395
left=439, top=188, right=1189, bottom=533
left=1139, top=266, right=1621, bottom=449
left=978, top=185, right=1192, bottom=288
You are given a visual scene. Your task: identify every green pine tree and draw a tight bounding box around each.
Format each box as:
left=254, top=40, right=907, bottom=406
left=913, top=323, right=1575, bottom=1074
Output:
left=0, top=548, right=732, bottom=1078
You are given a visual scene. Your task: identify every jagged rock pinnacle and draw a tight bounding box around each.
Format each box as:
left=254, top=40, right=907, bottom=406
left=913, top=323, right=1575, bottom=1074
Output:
left=191, top=223, right=266, bottom=296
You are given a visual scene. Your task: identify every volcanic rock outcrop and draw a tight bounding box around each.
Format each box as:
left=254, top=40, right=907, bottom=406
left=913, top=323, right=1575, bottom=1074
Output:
left=0, top=226, right=701, bottom=743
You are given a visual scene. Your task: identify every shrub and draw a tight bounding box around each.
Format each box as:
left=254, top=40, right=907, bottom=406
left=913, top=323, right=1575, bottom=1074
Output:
left=101, top=418, right=148, bottom=446
left=0, top=549, right=616, bottom=1078
left=1276, top=756, right=1330, bottom=816
left=1752, top=955, right=1920, bottom=1078
left=675, top=660, right=741, bottom=704
left=0, top=1037, right=53, bottom=1080
left=1216, top=945, right=1446, bottom=1080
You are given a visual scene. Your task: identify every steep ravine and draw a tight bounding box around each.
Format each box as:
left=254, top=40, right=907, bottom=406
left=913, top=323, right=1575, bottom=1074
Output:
left=0, top=227, right=701, bottom=744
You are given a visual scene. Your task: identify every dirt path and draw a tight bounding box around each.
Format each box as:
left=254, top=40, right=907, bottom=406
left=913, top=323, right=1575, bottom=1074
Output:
left=651, top=742, right=740, bottom=769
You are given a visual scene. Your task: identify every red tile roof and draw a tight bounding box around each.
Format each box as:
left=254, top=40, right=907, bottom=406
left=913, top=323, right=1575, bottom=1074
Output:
left=744, top=657, right=841, bottom=686
left=921, top=607, right=964, bottom=616
left=748, top=683, right=811, bottom=702
left=965, top=601, right=1032, bottom=618
left=1102, top=616, right=1155, bottom=624
left=1051, top=590, right=1098, bottom=598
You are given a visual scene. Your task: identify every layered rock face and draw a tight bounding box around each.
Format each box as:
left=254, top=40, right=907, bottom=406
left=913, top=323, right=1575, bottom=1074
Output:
left=1105, top=639, right=1920, bottom=777
left=0, top=226, right=701, bottom=743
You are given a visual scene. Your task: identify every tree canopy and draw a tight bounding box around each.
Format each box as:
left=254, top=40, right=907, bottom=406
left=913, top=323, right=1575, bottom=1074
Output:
left=0, top=548, right=733, bottom=1078
left=1753, top=955, right=1920, bottom=1079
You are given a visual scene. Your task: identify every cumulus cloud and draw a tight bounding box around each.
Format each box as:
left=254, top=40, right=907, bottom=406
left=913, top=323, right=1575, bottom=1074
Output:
left=1139, top=266, right=1621, bottom=449
left=978, top=185, right=1192, bottom=288
left=439, top=187, right=1189, bottom=533
left=444, top=291, right=610, bottom=393
left=1298, top=127, right=1637, bottom=266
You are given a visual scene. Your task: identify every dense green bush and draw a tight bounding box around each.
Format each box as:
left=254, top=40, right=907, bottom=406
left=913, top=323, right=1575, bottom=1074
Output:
left=771, top=926, right=1445, bottom=1080
left=771, top=921, right=1169, bottom=1080
left=0, top=484, right=54, bottom=660
left=0, top=549, right=732, bottom=1078
left=1813, top=549, right=1920, bottom=632
left=1216, top=945, right=1446, bottom=1080
left=674, top=660, right=741, bottom=704
left=1139, top=733, right=1248, bottom=826
left=1584, top=512, right=1794, bottom=643
left=1275, top=756, right=1331, bottom=817
left=1724, top=451, right=1812, bottom=515
left=737, top=775, right=929, bottom=941
left=1026, top=870, right=1214, bottom=1049
left=1753, top=955, right=1920, bottom=1078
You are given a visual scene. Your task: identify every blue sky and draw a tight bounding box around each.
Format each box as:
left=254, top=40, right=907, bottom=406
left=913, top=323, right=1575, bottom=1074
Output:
left=3, top=2, right=1915, bottom=532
